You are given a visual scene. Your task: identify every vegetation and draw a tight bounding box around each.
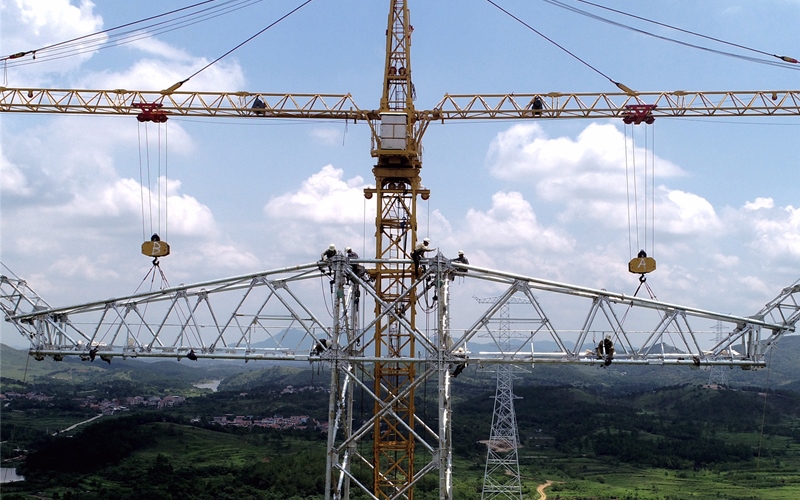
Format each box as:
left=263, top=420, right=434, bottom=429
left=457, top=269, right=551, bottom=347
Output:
left=4, top=341, right=800, bottom=498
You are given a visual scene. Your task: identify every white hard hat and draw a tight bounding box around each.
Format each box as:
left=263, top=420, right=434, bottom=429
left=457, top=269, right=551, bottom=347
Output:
left=346, top=247, right=352, bottom=252
left=329, top=243, right=336, bottom=250
left=458, top=250, right=464, bottom=255
left=423, top=238, right=430, bottom=244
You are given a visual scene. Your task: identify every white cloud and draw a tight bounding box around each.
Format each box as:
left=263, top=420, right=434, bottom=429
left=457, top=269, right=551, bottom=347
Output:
left=0, top=151, right=33, bottom=196
left=310, top=127, right=345, bottom=146
left=265, top=165, right=370, bottom=224
left=487, top=122, right=684, bottom=190
left=749, top=204, right=800, bottom=259
left=0, top=0, right=105, bottom=83
left=127, top=35, right=193, bottom=62
left=744, top=197, right=774, bottom=211
left=660, top=189, right=722, bottom=235
left=458, top=191, right=575, bottom=273
left=487, top=123, right=689, bottom=232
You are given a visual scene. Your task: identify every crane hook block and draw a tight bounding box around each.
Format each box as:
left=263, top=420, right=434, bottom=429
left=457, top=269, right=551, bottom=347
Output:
left=142, top=240, right=170, bottom=258
left=628, top=256, right=656, bottom=274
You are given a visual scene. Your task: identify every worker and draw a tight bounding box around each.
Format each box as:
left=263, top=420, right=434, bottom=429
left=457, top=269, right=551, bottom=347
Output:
left=596, top=335, right=615, bottom=367
left=532, top=96, right=544, bottom=113
left=346, top=247, right=365, bottom=280
left=453, top=250, right=469, bottom=272
left=311, top=338, right=332, bottom=356
left=412, top=238, right=435, bottom=277
left=252, top=96, right=266, bottom=115
left=321, top=244, right=337, bottom=262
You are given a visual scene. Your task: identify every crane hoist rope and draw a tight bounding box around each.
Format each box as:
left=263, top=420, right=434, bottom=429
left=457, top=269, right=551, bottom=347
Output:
left=137, top=119, right=171, bottom=262
left=624, top=117, right=656, bottom=281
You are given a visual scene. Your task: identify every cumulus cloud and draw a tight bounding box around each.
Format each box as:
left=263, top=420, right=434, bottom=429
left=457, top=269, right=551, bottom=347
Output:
left=310, top=127, right=345, bottom=146
left=265, top=165, right=370, bottom=224
left=487, top=122, right=683, bottom=189
left=744, top=197, right=774, bottom=211
left=660, top=189, right=722, bottom=235
left=0, top=0, right=105, bottom=82
left=486, top=123, right=692, bottom=233
left=0, top=151, right=33, bottom=196
left=1, top=0, right=246, bottom=91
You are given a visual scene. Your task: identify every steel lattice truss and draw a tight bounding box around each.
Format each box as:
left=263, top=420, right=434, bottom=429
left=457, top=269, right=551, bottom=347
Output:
left=5, top=260, right=797, bottom=365
left=2, top=259, right=799, bottom=500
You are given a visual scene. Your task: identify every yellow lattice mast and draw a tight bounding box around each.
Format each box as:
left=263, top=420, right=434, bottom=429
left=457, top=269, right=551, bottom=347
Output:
left=362, top=1, right=428, bottom=497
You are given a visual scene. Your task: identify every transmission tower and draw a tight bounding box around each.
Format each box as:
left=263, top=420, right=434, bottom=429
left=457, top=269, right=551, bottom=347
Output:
left=708, top=321, right=730, bottom=388
left=475, top=296, right=529, bottom=500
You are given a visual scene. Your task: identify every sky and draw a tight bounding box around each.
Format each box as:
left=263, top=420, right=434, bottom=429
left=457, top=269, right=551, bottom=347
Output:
left=1, top=0, right=799, bottom=350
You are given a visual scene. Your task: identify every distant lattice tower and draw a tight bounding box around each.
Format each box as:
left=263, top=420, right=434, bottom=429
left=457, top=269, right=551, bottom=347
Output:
left=708, top=321, right=730, bottom=388
left=475, top=297, right=526, bottom=500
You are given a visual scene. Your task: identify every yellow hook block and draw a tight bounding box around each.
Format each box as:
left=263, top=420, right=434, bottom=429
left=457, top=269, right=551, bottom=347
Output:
left=142, top=239, right=170, bottom=258
left=628, top=256, right=656, bottom=274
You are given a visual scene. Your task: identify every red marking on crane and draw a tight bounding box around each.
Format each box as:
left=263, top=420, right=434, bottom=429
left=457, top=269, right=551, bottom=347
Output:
left=132, top=102, right=169, bottom=123
left=622, top=104, right=656, bottom=125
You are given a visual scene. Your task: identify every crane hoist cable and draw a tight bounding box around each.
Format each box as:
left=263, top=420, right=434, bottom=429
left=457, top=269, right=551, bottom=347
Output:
left=624, top=120, right=656, bottom=280
left=137, top=119, right=171, bottom=263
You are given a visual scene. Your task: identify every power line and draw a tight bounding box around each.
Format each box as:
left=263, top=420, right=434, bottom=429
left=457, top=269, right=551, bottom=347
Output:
left=485, top=0, right=636, bottom=94
left=2, top=0, right=266, bottom=67
left=543, top=0, right=799, bottom=70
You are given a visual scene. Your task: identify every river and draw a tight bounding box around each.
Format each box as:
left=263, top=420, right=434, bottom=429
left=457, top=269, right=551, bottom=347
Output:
left=1, top=467, right=24, bottom=483
left=193, top=380, right=221, bottom=392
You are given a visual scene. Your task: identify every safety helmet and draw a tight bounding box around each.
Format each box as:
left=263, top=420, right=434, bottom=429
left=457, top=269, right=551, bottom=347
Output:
left=346, top=247, right=352, bottom=252
left=329, top=243, right=336, bottom=250
left=458, top=250, right=464, bottom=255
left=423, top=238, right=430, bottom=244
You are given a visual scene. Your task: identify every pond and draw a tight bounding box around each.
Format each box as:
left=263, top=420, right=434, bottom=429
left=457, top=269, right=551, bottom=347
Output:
left=1, top=467, right=24, bottom=483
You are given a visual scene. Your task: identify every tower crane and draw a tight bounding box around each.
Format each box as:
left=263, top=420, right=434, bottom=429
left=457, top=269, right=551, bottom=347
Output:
left=2, top=1, right=800, bottom=499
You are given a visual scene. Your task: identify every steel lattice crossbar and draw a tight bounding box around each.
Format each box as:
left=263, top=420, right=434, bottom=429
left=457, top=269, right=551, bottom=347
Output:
left=2, top=259, right=798, bottom=365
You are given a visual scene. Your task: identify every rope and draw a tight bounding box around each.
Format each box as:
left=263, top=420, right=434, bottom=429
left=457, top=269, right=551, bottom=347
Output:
left=484, top=0, right=636, bottom=93
left=2, top=0, right=271, bottom=66
left=158, top=123, right=163, bottom=236
left=540, top=0, right=798, bottom=70
left=137, top=123, right=146, bottom=242
left=570, top=0, right=799, bottom=67
left=162, top=0, right=315, bottom=93
left=756, top=348, right=774, bottom=470
left=145, top=123, right=153, bottom=235
left=650, top=125, right=656, bottom=258
left=624, top=125, right=632, bottom=259
left=644, top=125, right=649, bottom=253
left=165, top=122, right=169, bottom=241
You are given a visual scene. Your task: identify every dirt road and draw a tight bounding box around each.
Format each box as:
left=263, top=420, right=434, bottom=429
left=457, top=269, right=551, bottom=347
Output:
left=536, top=480, right=553, bottom=500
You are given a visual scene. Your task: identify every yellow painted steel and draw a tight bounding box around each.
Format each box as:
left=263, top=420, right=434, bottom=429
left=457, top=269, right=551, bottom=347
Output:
left=4, top=88, right=799, bottom=122
left=141, top=240, right=170, bottom=258
left=628, top=256, right=656, bottom=274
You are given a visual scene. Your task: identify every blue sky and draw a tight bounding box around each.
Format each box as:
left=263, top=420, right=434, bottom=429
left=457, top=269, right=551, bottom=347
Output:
left=1, top=0, right=799, bottom=349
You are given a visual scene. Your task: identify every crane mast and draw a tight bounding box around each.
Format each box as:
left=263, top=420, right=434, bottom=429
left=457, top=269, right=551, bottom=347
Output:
left=365, top=2, right=426, bottom=497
